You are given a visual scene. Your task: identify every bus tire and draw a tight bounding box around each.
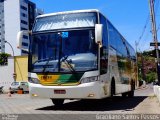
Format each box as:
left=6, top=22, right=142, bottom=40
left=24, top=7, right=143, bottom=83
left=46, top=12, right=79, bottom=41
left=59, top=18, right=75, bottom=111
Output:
left=128, top=91, right=134, bottom=97
left=122, top=92, right=127, bottom=97
left=51, top=99, right=64, bottom=106
left=128, top=80, right=135, bottom=97
left=111, top=78, right=115, bottom=97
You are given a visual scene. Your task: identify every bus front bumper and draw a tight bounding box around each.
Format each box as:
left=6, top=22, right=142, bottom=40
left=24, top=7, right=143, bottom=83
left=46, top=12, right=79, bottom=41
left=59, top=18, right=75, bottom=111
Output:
left=29, top=82, right=106, bottom=99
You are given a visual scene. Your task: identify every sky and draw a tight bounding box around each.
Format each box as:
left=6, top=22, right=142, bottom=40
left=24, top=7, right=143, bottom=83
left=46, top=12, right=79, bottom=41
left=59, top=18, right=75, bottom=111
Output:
left=31, top=0, right=160, bottom=52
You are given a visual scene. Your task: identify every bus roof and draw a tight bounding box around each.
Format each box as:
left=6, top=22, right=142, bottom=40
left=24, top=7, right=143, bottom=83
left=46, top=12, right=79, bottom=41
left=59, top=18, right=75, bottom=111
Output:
left=36, top=9, right=100, bottom=19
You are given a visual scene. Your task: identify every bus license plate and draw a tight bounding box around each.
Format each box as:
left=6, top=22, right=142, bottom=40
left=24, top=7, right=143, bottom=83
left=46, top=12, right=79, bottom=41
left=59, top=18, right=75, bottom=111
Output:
left=54, top=90, right=66, bottom=94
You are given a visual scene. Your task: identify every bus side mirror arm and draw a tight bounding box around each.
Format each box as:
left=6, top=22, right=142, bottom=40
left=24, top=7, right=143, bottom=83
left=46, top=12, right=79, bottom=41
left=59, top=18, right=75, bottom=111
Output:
left=95, top=24, right=103, bottom=47
left=21, top=48, right=29, bottom=54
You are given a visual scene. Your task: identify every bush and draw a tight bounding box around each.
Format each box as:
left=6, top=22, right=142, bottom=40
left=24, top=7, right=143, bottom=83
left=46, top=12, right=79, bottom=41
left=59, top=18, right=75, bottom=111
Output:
left=0, top=53, right=10, bottom=66
left=145, top=72, right=156, bottom=83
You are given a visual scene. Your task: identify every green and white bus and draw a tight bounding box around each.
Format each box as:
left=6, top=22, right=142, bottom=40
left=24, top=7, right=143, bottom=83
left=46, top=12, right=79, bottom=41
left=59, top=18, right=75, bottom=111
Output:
left=17, top=9, right=138, bottom=106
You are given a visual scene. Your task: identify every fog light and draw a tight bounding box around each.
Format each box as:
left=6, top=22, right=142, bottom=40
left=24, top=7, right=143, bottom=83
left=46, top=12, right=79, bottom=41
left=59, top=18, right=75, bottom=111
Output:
left=32, top=94, right=38, bottom=97
left=88, top=94, right=94, bottom=97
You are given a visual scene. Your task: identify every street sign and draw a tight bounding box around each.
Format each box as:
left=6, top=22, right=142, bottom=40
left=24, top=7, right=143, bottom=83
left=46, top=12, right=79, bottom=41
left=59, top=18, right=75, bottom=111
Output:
left=150, top=42, right=160, bottom=46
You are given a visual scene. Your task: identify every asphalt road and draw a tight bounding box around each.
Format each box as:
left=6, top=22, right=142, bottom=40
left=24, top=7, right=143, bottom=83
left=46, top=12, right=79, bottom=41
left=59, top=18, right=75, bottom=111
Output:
left=0, top=84, right=160, bottom=120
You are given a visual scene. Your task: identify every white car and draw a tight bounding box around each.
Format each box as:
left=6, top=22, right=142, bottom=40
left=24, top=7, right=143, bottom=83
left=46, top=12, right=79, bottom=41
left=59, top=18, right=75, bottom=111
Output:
left=10, top=82, right=29, bottom=93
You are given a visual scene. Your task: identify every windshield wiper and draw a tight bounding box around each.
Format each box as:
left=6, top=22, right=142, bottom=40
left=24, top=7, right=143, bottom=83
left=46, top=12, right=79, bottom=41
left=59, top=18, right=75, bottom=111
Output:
left=61, top=56, right=76, bottom=74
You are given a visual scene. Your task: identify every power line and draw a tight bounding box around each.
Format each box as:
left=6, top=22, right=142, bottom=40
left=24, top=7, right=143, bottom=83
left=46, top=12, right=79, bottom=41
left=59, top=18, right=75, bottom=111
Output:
left=155, top=0, right=160, bottom=14
left=157, top=24, right=160, bottom=31
left=137, top=15, right=150, bottom=46
left=140, top=30, right=150, bottom=49
left=137, top=0, right=160, bottom=50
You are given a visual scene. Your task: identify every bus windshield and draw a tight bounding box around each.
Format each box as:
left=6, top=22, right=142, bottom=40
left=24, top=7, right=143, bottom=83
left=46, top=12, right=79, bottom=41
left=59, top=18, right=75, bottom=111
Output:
left=30, top=29, right=98, bottom=73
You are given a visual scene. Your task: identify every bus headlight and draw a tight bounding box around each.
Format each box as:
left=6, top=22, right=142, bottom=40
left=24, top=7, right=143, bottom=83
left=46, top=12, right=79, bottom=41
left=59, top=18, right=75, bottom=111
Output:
left=28, top=77, right=40, bottom=84
left=80, top=76, right=97, bottom=83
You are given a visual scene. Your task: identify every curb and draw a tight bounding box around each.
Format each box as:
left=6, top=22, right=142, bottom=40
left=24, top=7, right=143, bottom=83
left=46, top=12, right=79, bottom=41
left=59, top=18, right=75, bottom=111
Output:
left=136, top=85, right=148, bottom=91
left=153, top=85, right=160, bottom=102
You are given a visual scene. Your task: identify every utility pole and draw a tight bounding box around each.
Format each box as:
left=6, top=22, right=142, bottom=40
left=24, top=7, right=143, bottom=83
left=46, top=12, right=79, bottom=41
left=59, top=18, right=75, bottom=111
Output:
left=135, top=41, right=139, bottom=86
left=149, top=0, right=160, bottom=84
left=141, top=52, right=146, bottom=81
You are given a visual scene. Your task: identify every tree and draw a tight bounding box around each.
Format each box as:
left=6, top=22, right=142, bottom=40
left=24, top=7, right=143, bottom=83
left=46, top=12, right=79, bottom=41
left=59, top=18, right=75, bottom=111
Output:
left=0, top=53, right=10, bottom=66
left=146, top=72, right=156, bottom=83
left=137, top=50, right=157, bottom=83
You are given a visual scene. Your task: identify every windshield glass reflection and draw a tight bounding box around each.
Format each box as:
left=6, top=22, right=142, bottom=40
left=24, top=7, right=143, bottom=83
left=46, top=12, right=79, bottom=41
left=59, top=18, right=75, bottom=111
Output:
left=31, top=29, right=98, bottom=73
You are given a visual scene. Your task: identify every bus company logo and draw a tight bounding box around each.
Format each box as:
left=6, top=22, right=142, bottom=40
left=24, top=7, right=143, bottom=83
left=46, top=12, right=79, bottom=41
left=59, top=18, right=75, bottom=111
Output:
left=41, top=75, right=52, bottom=81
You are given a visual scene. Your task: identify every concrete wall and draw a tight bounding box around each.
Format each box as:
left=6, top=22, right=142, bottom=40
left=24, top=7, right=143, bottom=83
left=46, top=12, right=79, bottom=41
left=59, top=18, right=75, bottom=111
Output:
left=15, top=56, right=28, bottom=82
left=0, top=57, right=14, bottom=91
left=0, top=56, right=28, bottom=92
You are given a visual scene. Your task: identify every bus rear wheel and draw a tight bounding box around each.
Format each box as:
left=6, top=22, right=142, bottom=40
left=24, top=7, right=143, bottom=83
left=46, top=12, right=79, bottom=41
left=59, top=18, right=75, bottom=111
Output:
left=111, top=79, right=115, bottom=97
left=121, top=91, right=134, bottom=97
left=128, top=80, right=135, bottom=97
left=51, top=99, right=64, bottom=106
left=128, top=90, right=134, bottom=97
left=122, top=92, right=127, bottom=97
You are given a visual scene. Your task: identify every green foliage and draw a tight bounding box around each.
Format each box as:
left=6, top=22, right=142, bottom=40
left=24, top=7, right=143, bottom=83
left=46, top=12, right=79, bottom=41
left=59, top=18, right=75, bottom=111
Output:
left=143, top=49, right=160, bottom=58
left=137, top=50, right=157, bottom=82
left=0, top=53, right=10, bottom=66
left=145, top=72, right=156, bottom=83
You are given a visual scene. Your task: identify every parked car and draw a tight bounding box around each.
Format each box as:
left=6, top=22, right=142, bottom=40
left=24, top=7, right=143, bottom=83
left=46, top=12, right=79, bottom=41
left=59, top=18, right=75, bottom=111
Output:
left=10, top=82, right=29, bottom=93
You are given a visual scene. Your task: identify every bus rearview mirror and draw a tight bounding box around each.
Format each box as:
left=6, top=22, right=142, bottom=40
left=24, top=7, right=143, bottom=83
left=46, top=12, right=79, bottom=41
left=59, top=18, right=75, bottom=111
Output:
left=17, top=31, right=24, bottom=49
left=17, top=30, right=31, bottom=52
left=95, top=24, right=103, bottom=47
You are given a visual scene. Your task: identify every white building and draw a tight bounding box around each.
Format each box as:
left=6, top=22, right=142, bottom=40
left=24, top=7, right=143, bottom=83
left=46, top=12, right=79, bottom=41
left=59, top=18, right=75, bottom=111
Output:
left=35, top=8, right=44, bottom=18
left=0, top=0, right=5, bottom=53
left=0, top=0, right=43, bottom=56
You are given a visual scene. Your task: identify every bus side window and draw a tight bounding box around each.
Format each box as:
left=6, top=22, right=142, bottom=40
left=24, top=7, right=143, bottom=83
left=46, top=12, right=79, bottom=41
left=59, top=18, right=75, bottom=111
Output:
left=100, top=14, right=108, bottom=75
left=100, top=47, right=108, bottom=74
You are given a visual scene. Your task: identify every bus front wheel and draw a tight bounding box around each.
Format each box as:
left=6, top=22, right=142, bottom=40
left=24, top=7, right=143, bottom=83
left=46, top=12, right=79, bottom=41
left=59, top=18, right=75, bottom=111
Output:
left=51, top=99, right=64, bottom=106
left=111, top=78, right=115, bottom=97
